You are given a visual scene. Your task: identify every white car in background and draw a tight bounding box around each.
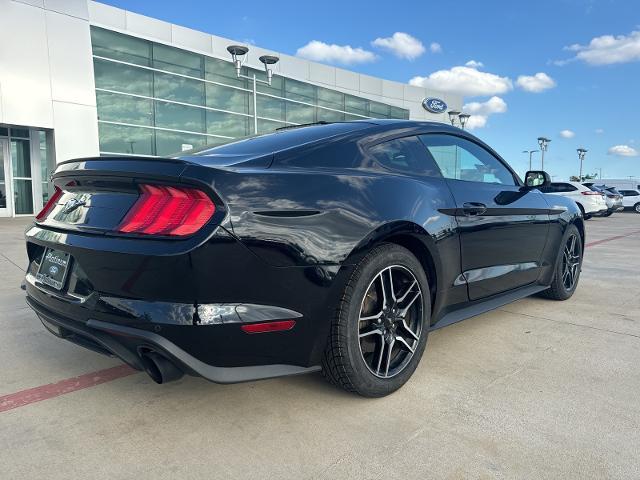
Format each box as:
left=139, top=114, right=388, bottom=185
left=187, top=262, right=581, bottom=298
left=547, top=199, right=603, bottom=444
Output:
left=539, top=181, right=607, bottom=219
left=619, top=189, right=640, bottom=213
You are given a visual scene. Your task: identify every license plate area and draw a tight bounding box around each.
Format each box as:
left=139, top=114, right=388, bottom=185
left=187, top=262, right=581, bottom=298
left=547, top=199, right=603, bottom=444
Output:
left=36, top=248, right=71, bottom=291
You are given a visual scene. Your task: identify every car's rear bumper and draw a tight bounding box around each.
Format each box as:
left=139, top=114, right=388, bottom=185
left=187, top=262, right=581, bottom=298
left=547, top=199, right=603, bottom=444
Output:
left=26, top=292, right=320, bottom=384
left=23, top=223, right=349, bottom=382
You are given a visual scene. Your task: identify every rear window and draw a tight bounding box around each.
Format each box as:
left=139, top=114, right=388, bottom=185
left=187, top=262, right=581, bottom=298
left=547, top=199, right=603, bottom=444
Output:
left=189, top=122, right=372, bottom=157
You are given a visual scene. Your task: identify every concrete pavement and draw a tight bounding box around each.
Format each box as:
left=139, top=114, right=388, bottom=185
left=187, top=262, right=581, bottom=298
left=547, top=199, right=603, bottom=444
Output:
left=1, top=214, right=639, bottom=479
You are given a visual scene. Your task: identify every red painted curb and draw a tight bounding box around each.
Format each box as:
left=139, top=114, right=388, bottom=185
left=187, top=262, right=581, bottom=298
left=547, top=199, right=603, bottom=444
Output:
left=0, top=364, right=138, bottom=413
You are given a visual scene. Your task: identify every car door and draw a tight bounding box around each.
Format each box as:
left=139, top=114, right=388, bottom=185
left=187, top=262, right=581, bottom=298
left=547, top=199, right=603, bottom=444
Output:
left=620, top=190, right=639, bottom=207
left=419, top=133, right=551, bottom=301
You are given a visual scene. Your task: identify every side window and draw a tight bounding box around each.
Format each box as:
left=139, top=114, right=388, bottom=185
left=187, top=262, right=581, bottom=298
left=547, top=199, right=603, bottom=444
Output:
left=368, top=136, right=442, bottom=177
left=563, top=183, right=578, bottom=192
left=419, top=134, right=517, bottom=185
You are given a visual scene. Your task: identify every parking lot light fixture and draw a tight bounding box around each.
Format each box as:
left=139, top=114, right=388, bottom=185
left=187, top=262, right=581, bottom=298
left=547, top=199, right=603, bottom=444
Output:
left=523, top=149, right=539, bottom=171
left=226, top=45, right=249, bottom=77
left=577, top=148, right=588, bottom=181
left=458, top=113, right=471, bottom=130
left=448, top=110, right=460, bottom=126
left=537, top=137, right=551, bottom=170
left=227, top=45, right=280, bottom=134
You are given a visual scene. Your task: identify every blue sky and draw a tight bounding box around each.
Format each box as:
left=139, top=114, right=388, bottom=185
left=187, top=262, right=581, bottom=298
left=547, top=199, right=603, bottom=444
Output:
left=103, top=0, right=640, bottom=180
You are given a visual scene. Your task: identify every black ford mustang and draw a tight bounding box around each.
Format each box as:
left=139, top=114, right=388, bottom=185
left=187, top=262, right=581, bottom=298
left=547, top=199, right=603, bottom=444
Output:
left=24, top=120, right=584, bottom=397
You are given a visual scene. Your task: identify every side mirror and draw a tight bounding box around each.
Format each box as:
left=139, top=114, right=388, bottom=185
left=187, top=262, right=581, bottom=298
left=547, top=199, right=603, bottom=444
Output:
left=524, top=170, right=551, bottom=188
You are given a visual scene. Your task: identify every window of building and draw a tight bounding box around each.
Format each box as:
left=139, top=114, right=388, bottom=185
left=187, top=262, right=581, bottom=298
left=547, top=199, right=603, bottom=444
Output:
left=420, top=134, right=516, bottom=185
left=154, top=72, right=204, bottom=105
left=286, top=102, right=315, bottom=124
left=91, top=27, right=409, bottom=157
left=206, top=110, right=250, bottom=138
left=94, top=58, right=152, bottom=97
left=153, top=43, right=203, bottom=78
left=206, top=83, right=250, bottom=115
left=98, top=123, right=154, bottom=156
left=91, top=27, right=151, bottom=66
left=97, top=91, right=153, bottom=126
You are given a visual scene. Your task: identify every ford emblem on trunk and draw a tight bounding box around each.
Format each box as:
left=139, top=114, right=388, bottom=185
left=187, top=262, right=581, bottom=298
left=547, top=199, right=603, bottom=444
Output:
left=422, top=97, right=448, bottom=114
left=62, top=197, right=85, bottom=214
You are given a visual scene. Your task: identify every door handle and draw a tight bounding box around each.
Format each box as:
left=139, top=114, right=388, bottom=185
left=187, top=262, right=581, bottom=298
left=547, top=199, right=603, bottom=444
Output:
left=462, top=202, right=487, bottom=216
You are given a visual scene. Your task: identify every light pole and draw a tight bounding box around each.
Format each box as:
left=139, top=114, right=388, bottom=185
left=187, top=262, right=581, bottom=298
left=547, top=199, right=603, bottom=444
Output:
left=458, top=113, right=470, bottom=130
left=227, top=45, right=279, bottom=134
left=447, top=110, right=460, bottom=126
left=596, top=167, right=603, bottom=179
left=522, top=149, right=539, bottom=171
left=537, top=137, right=551, bottom=170
left=577, top=148, right=588, bottom=182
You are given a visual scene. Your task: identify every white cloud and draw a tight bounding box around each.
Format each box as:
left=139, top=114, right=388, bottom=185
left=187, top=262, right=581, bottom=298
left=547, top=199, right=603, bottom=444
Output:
left=409, top=66, right=512, bottom=97
left=296, top=40, right=376, bottom=64
left=595, top=128, right=604, bottom=134
left=516, top=72, right=557, bottom=93
left=563, top=30, right=640, bottom=65
left=372, top=32, right=425, bottom=60
left=429, top=42, right=442, bottom=53
left=462, top=96, right=507, bottom=129
left=608, top=145, right=639, bottom=157
left=560, top=129, right=575, bottom=139
left=465, top=60, right=484, bottom=68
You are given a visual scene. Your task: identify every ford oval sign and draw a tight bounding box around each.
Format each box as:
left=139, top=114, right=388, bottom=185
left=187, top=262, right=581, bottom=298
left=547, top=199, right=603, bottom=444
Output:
left=422, top=97, right=447, bottom=114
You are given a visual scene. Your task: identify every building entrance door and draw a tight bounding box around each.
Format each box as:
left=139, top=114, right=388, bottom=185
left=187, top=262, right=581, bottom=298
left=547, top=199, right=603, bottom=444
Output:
left=0, top=139, right=10, bottom=217
left=10, top=137, right=35, bottom=216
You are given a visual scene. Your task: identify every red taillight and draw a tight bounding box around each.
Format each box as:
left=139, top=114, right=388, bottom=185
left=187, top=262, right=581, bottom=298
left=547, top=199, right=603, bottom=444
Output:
left=35, top=186, right=63, bottom=221
left=117, top=184, right=215, bottom=236
left=581, top=191, right=601, bottom=196
left=241, top=320, right=296, bottom=334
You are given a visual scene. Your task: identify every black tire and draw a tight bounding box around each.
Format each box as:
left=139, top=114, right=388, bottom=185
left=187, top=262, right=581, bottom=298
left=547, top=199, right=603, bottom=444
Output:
left=540, top=224, right=583, bottom=301
left=635, top=203, right=640, bottom=214
left=322, top=244, right=430, bottom=397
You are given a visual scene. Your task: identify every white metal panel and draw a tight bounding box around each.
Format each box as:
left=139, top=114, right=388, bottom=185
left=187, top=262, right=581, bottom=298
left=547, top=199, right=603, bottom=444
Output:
left=125, top=10, right=171, bottom=42
left=46, top=10, right=96, bottom=106
left=44, top=0, right=89, bottom=19
left=403, top=84, right=427, bottom=103
left=403, top=100, right=428, bottom=120
left=88, top=0, right=126, bottom=29
left=12, top=0, right=44, bottom=7
left=335, top=68, right=359, bottom=91
left=277, top=54, right=310, bottom=81
left=0, top=0, right=54, bottom=127
left=359, top=74, right=383, bottom=96
left=381, top=80, right=403, bottom=100
left=171, top=24, right=213, bottom=55
left=52, top=101, right=99, bottom=161
left=309, top=63, right=336, bottom=86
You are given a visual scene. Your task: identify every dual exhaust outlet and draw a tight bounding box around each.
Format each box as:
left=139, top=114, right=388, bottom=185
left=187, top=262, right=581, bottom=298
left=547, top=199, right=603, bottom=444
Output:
left=139, top=350, right=184, bottom=384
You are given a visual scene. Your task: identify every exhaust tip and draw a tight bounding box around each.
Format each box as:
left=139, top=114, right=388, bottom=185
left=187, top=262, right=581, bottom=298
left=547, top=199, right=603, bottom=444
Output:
left=140, top=351, right=184, bottom=384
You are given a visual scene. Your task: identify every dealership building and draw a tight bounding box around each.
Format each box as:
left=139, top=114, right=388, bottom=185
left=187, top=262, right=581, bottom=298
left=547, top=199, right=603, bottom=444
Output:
left=0, top=0, right=462, bottom=217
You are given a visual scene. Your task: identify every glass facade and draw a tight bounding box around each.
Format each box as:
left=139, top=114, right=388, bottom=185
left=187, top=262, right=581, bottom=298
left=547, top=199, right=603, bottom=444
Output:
left=91, top=27, right=410, bottom=156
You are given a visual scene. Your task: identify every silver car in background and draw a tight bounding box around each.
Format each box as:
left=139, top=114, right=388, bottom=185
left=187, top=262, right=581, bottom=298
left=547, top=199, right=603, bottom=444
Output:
left=584, top=185, right=624, bottom=216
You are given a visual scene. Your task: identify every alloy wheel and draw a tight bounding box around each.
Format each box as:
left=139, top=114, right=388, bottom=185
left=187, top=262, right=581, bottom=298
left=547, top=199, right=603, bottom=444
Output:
left=357, top=265, right=423, bottom=379
left=635, top=204, right=640, bottom=213
left=561, top=234, right=581, bottom=291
